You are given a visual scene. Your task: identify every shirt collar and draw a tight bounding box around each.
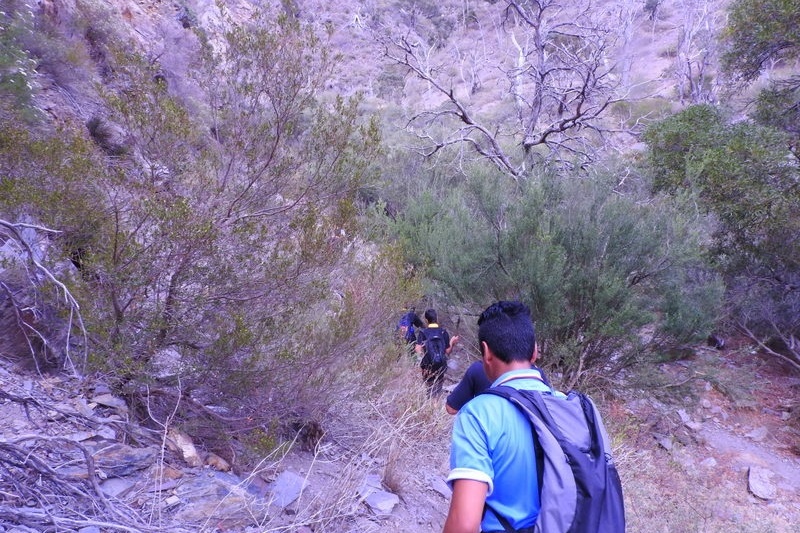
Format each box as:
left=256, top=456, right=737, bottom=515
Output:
left=493, top=367, right=545, bottom=387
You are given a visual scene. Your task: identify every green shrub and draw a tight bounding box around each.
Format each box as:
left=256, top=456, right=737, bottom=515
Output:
left=0, top=5, right=414, bottom=463
left=0, top=2, right=38, bottom=119
left=643, top=105, right=800, bottom=371
left=383, top=163, right=721, bottom=387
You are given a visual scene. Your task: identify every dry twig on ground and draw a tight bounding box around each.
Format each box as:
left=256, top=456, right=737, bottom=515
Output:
left=0, top=435, right=187, bottom=532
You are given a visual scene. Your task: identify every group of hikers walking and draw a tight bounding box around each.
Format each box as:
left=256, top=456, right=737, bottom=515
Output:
left=397, top=301, right=625, bottom=533
left=398, top=307, right=460, bottom=397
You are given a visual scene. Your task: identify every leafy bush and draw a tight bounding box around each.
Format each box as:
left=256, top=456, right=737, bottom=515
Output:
left=721, top=0, right=800, bottom=146
left=720, top=0, right=800, bottom=83
left=383, top=164, right=721, bottom=387
left=751, top=79, right=800, bottom=139
left=0, top=2, right=38, bottom=119
left=0, top=6, right=415, bottom=460
left=643, top=105, right=800, bottom=371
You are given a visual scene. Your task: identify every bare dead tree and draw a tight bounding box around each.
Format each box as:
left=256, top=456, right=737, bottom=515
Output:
left=737, top=318, right=800, bottom=373
left=673, top=0, right=725, bottom=104
left=382, top=0, right=631, bottom=179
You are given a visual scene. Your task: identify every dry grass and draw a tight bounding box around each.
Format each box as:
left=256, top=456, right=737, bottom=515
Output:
left=223, top=354, right=452, bottom=532
left=606, top=347, right=800, bottom=533
left=373, top=364, right=452, bottom=494
left=619, top=444, right=799, bottom=533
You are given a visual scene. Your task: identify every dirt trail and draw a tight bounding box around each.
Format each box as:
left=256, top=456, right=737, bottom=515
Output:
left=699, top=422, right=800, bottom=492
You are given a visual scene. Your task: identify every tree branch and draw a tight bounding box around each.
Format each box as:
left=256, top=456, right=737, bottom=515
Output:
left=0, top=219, right=88, bottom=375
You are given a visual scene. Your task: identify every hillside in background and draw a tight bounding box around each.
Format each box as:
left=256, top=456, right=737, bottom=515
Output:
left=22, top=0, right=735, bottom=146
left=1, top=0, right=799, bottom=531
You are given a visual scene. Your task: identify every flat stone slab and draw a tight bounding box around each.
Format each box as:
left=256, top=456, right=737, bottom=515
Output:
left=269, top=470, right=308, bottom=509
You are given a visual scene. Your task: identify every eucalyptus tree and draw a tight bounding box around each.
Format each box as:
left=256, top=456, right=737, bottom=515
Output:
left=721, top=0, right=800, bottom=143
left=644, top=105, right=800, bottom=372
left=721, top=0, right=800, bottom=82
left=717, top=0, right=800, bottom=368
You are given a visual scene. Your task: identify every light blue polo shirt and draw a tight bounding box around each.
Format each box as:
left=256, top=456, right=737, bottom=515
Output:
left=447, top=368, right=553, bottom=532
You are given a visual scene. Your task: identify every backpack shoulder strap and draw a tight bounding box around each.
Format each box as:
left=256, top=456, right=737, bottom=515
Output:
left=483, top=387, right=624, bottom=533
left=426, top=326, right=444, bottom=337
left=424, top=327, right=446, bottom=351
left=482, top=385, right=579, bottom=533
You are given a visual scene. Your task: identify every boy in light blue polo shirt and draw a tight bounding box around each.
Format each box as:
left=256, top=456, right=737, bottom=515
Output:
left=443, top=301, right=556, bottom=533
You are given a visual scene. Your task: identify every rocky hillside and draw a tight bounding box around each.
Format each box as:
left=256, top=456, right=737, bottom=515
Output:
left=612, top=340, right=800, bottom=532
left=1, top=336, right=799, bottom=532
left=28, top=0, right=731, bottom=136
left=2, top=0, right=799, bottom=531
left=0, top=350, right=455, bottom=532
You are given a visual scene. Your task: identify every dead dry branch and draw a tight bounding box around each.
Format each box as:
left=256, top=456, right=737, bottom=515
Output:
left=0, top=219, right=88, bottom=375
left=737, top=322, right=800, bottom=372
left=0, top=435, right=185, bottom=532
left=0, top=388, right=159, bottom=445
left=381, top=0, right=631, bottom=178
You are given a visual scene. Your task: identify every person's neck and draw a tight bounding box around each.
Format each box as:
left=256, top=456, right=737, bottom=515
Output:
left=504, top=361, right=534, bottom=373
left=489, top=360, right=531, bottom=381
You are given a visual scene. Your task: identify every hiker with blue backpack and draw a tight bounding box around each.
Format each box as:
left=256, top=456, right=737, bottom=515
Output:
left=442, top=300, right=625, bottom=533
left=415, top=309, right=459, bottom=397
left=397, top=308, right=424, bottom=345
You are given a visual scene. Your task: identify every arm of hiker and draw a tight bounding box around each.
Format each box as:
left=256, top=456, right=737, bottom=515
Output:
left=445, top=364, right=476, bottom=415
left=446, top=334, right=459, bottom=354
left=443, top=479, right=487, bottom=533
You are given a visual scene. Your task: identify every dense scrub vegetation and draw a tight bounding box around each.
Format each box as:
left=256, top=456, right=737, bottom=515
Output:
left=0, top=2, right=416, bottom=460
left=380, top=165, right=723, bottom=387
left=376, top=0, right=799, bottom=380
left=0, top=0, right=798, bottom=465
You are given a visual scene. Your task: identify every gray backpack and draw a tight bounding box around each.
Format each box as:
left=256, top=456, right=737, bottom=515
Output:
left=482, top=385, right=626, bottom=533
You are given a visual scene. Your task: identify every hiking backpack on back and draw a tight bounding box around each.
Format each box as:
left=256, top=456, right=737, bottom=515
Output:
left=397, top=311, right=418, bottom=344
left=482, top=386, right=626, bottom=533
left=421, top=328, right=448, bottom=370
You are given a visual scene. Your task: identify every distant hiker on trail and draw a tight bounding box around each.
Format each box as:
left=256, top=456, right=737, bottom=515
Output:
left=396, top=308, right=423, bottom=345
left=415, top=308, right=459, bottom=397
left=444, top=349, right=549, bottom=414
left=442, top=300, right=625, bottom=533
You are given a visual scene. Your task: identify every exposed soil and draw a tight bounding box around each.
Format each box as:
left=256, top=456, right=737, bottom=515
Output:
left=617, top=340, right=800, bottom=533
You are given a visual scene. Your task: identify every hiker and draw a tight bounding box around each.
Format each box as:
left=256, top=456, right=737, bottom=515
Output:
left=396, top=308, right=424, bottom=345
left=415, top=308, right=459, bottom=397
left=444, top=349, right=549, bottom=414
left=443, top=300, right=551, bottom=533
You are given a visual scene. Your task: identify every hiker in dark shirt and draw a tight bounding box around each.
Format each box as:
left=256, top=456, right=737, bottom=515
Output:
left=415, top=309, right=459, bottom=397
left=445, top=349, right=548, bottom=414
left=396, top=308, right=424, bottom=345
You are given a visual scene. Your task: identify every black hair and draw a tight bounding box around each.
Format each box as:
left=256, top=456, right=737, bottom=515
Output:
left=424, top=308, right=438, bottom=324
left=477, top=301, right=536, bottom=364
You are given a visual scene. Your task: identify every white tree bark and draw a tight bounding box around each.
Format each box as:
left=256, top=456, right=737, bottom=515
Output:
left=382, top=0, right=633, bottom=178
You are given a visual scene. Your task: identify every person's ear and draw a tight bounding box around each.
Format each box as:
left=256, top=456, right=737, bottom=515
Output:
left=482, top=342, right=501, bottom=381
left=483, top=341, right=499, bottom=363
